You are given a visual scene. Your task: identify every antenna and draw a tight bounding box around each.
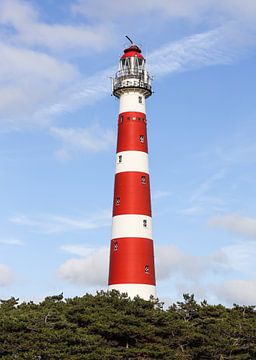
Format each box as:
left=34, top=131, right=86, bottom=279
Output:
left=125, top=35, right=133, bottom=45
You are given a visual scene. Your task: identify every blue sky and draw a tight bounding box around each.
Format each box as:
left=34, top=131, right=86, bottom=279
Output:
left=0, top=0, right=256, bottom=306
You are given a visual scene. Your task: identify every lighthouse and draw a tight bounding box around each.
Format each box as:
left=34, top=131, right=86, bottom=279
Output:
left=108, top=39, right=156, bottom=300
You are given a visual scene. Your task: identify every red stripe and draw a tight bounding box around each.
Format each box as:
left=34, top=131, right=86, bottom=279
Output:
left=117, top=112, right=148, bottom=153
left=113, top=172, right=151, bottom=216
left=108, top=237, right=156, bottom=285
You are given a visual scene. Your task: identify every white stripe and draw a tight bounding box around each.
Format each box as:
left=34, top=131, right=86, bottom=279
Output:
left=116, top=151, right=149, bottom=174
left=119, top=92, right=146, bottom=114
left=109, top=284, right=156, bottom=300
left=112, top=214, right=152, bottom=239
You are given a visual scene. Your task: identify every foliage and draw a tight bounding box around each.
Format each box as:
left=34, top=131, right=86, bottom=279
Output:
left=0, top=291, right=255, bottom=359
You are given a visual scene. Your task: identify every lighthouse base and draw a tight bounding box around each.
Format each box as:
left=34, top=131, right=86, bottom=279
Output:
left=109, top=283, right=156, bottom=300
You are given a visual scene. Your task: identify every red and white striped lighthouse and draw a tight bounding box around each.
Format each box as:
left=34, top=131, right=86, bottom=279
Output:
left=108, top=40, right=156, bottom=300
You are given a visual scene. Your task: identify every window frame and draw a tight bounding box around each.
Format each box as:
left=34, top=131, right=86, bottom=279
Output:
left=139, top=135, right=145, bottom=143
left=145, top=265, right=150, bottom=274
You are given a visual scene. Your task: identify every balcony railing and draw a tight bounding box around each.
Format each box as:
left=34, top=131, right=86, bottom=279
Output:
left=113, top=68, right=152, bottom=97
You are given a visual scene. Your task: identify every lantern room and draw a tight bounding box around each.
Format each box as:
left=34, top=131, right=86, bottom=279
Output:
left=112, top=43, right=152, bottom=99
left=119, top=45, right=145, bottom=72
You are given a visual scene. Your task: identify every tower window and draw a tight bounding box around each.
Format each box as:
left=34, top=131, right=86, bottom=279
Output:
left=118, top=155, right=122, bottom=163
left=116, top=197, right=120, bottom=205
left=138, top=96, right=142, bottom=104
left=139, top=135, right=144, bottom=143
left=141, top=176, right=146, bottom=184
left=143, top=219, right=147, bottom=227
left=120, top=116, right=123, bottom=124
left=132, top=116, right=136, bottom=120
left=114, top=242, right=118, bottom=251
left=145, top=265, right=150, bottom=274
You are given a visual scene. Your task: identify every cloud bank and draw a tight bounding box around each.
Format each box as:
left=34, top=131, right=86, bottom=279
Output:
left=58, top=244, right=228, bottom=288
left=58, top=239, right=256, bottom=305
left=210, top=214, right=256, bottom=239
left=215, top=280, right=256, bottom=305
left=0, top=264, right=14, bottom=287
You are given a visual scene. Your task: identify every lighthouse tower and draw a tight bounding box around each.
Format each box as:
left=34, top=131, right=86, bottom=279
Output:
left=108, top=40, right=156, bottom=300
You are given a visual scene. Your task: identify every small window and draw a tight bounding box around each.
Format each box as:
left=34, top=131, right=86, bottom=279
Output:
left=138, top=96, right=142, bottom=104
left=116, top=197, right=120, bottom=205
left=127, top=116, right=130, bottom=120
left=139, top=135, right=144, bottom=143
left=132, top=116, right=136, bottom=120
left=118, top=155, right=122, bottom=163
left=143, top=219, right=147, bottom=227
left=145, top=265, right=149, bottom=274
left=114, top=242, right=118, bottom=251
left=120, top=116, right=123, bottom=124
left=141, top=176, right=146, bottom=184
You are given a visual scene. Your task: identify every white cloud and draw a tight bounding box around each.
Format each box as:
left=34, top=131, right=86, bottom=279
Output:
left=0, top=0, right=115, bottom=130
left=156, top=245, right=192, bottom=280
left=149, top=26, right=238, bottom=77
left=0, top=0, right=115, bottom=53
left=0, top=264, right=14, bottom=286
left=58, top=244, right=229, bottom=287
left=37, top=67, right=113, bottom=118
left=72, top=0, right=256, bottom=23
left=215, top=279, right=256, bottom=305
left=156, top=245, right=228, bottom=281
left=220, top=241, right=256, bottom=274
left=0, top=238, right=24, bottom=246
left=10, top=210, right=111, bottom=234
left=0, top=42, right=78, bottom=128
left=58, top=242, right=256, bottom=305
left=210, top=214, right=256, bottom=239
left=0, top=43, right=77, bottom=82
left=0, top=0, right=37, bottom=27
left=50, top=124, right=115, bottom=159
left=58, top=246, right=109, bottom=286
left=16, top=23, right=114, bottom=53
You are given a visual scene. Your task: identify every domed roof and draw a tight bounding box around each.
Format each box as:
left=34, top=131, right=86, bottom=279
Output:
left=121, top=44, right=144, bottom=59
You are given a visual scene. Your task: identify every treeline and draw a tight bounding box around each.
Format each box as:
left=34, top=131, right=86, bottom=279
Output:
left=0, top=291, right=255, bottom=359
